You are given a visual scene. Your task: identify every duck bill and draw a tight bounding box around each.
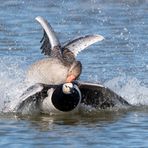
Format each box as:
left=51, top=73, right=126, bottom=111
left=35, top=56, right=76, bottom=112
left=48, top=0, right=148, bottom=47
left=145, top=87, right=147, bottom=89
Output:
left=66, top=75, right=76, bottom=83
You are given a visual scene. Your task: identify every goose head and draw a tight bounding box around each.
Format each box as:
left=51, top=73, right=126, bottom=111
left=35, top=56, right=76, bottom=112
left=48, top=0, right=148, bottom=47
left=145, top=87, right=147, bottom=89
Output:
left=51, top=82, right=81, bottom=112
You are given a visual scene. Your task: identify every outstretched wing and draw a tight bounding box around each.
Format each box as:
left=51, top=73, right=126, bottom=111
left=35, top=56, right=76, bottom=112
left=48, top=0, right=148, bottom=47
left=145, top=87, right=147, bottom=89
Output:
left=63, top=35, right=104, bottom=57
left=16, top=83, right=58, bottom=115
left=76, top=81, right=130, bottom=109
left=15, top=83, right=44, bottom=115
left=35, top=16, right=61, bottom=56
left=40, top=30, right=52, bottom=56
left=19, top=83, right=44, bottom=102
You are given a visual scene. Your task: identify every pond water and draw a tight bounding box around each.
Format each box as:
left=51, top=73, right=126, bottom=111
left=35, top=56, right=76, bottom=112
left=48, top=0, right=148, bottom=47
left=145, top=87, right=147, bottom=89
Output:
left=0, top=0, right=148, bottom=147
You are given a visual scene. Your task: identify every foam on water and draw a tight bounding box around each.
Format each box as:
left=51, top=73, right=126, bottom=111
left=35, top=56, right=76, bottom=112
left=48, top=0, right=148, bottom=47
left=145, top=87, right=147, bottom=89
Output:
left=105, top=76, right=148, bottom=106
left=0, top=56, right=30, bottom=112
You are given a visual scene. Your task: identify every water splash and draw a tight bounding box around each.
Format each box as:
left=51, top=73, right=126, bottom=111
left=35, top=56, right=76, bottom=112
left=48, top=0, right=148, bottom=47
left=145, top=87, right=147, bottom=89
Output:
left=105, top=76, right=148, bottom=106
left=0, top=56, right=29, bottom=112
left=0, top=55, right=148, bottom=113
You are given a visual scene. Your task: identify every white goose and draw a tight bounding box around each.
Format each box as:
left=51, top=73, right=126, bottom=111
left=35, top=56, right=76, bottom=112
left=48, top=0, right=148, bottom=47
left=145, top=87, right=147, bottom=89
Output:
left=26, top=16, right=104, bottom=85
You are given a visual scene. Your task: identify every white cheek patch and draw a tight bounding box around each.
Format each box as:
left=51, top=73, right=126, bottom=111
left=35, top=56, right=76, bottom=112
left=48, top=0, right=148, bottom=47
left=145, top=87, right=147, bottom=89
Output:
left=62, top=83, right=73, bottom=94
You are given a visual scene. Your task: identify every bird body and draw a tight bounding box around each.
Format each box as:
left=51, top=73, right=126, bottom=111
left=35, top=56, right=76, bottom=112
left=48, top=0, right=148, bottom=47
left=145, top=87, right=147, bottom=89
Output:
left=26, top=16, right=104, bottom=85
left=15, top=81, right=130, bottom=115
left=27, top=58, right=68, bottom=85
left=15, top=82, right=81, bottom=115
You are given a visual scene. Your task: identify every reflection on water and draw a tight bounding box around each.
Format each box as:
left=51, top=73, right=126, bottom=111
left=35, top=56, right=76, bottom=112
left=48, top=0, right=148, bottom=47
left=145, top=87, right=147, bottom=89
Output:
left=0, top=108, right=148, bottom=147
left=0, top=0, right=148, bottom=147
left=0, top=110, right=129, bottom=137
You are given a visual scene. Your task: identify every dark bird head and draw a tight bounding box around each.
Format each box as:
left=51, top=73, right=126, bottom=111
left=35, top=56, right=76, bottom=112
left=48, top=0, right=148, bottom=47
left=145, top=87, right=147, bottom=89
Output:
left=51, top=83, right=81, bottom=112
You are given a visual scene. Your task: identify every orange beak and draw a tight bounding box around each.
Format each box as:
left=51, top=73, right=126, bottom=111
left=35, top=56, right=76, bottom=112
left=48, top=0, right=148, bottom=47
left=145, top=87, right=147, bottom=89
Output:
left=66, top=75, right=76, bottom=83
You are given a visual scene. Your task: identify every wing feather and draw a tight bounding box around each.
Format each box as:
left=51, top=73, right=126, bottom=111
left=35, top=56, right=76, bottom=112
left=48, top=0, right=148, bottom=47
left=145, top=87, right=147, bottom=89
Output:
left=63, top=35, right=104, bottom=57
left=76, top=81, right=130, bottom=109
left=35, top=16, right=61, bottom=56
left=19, top=83, right=44, bottom=102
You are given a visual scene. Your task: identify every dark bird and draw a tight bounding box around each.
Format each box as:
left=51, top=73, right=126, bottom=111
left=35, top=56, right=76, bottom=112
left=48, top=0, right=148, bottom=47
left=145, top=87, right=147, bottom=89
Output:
left=26, top=16, right=104, bottom=85
left=15, top=81, right=130, bottom=115
left=15, top=82, right=81, bottom=115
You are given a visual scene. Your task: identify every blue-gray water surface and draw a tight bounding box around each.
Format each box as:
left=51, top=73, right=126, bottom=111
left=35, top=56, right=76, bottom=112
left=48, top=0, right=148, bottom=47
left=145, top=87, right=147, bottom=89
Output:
left=0, top=0, right=148, bottom=147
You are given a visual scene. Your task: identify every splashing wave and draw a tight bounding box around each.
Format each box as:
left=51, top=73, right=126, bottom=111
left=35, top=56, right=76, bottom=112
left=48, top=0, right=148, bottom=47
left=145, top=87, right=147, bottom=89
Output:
left=1, top=56, right=148, bottom=113
left=105, top=76, right=148, bottom=106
